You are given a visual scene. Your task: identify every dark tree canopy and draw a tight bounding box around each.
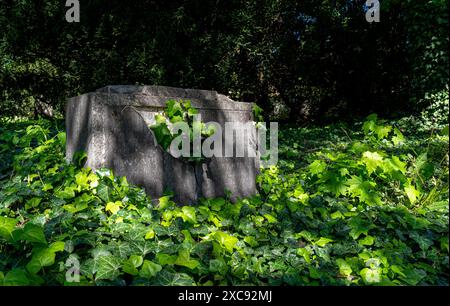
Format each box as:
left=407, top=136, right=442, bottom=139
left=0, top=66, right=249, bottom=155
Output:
left=0, top=0, right=448, bottom=123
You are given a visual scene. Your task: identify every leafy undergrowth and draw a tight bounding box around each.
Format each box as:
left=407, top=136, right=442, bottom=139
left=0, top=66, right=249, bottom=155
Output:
left=0, top=103, right=448, bottom=285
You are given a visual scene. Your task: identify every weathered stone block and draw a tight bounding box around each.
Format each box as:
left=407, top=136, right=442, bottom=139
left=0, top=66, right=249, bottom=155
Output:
left=66, top=85, right=259, bottom=204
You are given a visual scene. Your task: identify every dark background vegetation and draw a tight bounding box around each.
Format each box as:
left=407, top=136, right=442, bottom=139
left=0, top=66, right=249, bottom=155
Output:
left=0, top=0, right=448, bottom=123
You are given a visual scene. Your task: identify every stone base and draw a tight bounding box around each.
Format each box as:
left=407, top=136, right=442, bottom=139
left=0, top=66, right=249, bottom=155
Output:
left=65, top=85, right=259, bottom=204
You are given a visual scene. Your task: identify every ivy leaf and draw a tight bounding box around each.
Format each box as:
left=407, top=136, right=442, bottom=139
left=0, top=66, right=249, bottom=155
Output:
left=55, top=186, right=75, bottom=199
left=145, top=229, right=155, bottom=240
left=243, top=236, right=258, bottom=247
left=412, top=152, right=434, bottom=179
left=390, top=265, right=406, bottom=278
left=3, top=269, right=30, bottom=286
left=383, top=156, right=407, bottom=176
left=25, top=197, right=41, bottom=209
left=296, top=230, right=316, bottom=242
left=170, top=115, right=184, bottom=123
left=96, top=183, right=111, bottom=202
left=153, top=270, right=195, bottom=286
left=308, top=160, right=327, bottom=176
left=308, top=266, right=321, bottom=279
left=404, top=184, right=420, bottom=204
left=374, top=125, right=392, bottom=140
left=330, top=211, right=344, bottom=219
left=48, top=241, right=66, bottom=253
left=391, top=128, right=405, bottom=146
left=63, top=202, right=88, bottom=214
left=362, top=114, right=377, bottom=134
left=348, top=217, right=373, bottom=240
left=0, top=216, right=17, bottom=241
left=187, top=107, right=199, bottom=117
left=319, top=171, right=347, bottom=196
left=399, top=268, right=426, bottom=285
left=158, top=196, right=173, bottom=210
left=315, top=237, right=333, bottom=247
left=180, top=206, right=197, bottom=224
left=209, top=259, right=227, bottom=274
left=360, top=268, right=381, bottom=283
left=414, top=153, right=428, bottom=175
left=150, top=123, right=173, bottom=151
left=297, top=248, right=311, bottom=263
left=252, top=104, right=264, bottom=122
left=26, top=248, right=56, bottom=274
left=139, top=260, right=162, bottom=278
left=112, top=242, right=132, bottom=259
left=166, top=100, right=183, bottom=118
left=361, top=151, right=384, bottom=174
left=129, top=255, right=143, bottom=268
left=263, top=214, right=278, bottom=223
left=75, top=171, right=90, bottom=190
left=293, top=186, right=309, bottom=204
left=210, top=198, right=225, bottom=211
left=105, top=201, right=121, bottom=215
left=212, top=231, right=239, bottom=253
left=26, top=242, right=65, bottom=274
left=12, top=223, right=47, bottom=244
left=95, top=255, right=122, bottom=281
left=175, top=249, right=200, bottom=270
left=156, top=253, right=177, bottom=265
left=123, top=255, right=143, bottom=275
left=336, top=258, right=352, bottom=277
left=409, top=232, right=433, bottom=251
left=346, top=176, right=382, bottom=206
left=155, top=113, right=168, bottom=125
left=130, top=240, right=154, bottom=256
left=359, top=235, right=375, bottom=246
left=362, top=116, right=392, bottom=140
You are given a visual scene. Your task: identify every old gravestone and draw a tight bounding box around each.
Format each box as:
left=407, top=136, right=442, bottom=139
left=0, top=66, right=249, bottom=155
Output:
left=65, top=85, right=259, bottom=204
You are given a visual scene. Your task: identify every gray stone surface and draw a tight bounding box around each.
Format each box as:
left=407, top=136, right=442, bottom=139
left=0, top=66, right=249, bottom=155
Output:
left=66, top=85, right=259, bottom=204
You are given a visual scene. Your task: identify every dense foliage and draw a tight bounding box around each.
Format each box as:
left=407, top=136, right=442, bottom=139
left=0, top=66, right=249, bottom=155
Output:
left=0, top=91, right=448, bottom=285
left=1, top=0, right=448, bottom=122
